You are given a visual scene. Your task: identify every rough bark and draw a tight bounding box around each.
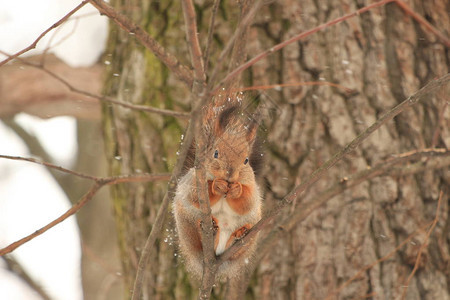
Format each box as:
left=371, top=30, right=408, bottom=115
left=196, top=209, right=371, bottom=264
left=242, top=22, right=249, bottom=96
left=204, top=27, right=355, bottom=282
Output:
left=101, top=0, right=191, bottom=298
left=246, top=1, right=449, bottom=299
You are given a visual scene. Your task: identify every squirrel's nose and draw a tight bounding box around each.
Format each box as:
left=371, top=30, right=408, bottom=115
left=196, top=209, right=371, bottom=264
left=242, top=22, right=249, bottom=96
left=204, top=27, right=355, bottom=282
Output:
left=227, top=168, right=239, bottom=182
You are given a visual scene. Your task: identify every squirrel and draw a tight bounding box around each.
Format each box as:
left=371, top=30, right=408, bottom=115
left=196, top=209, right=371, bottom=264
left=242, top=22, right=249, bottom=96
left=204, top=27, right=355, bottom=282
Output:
left=173, top=93, right=263, bottom=280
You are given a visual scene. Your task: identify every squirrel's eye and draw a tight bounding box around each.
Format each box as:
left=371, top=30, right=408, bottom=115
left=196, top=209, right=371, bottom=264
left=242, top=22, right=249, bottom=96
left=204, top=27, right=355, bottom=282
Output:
left=244, top=157, right=249, bottom=165
left=214, top=150, right=219, bottom=158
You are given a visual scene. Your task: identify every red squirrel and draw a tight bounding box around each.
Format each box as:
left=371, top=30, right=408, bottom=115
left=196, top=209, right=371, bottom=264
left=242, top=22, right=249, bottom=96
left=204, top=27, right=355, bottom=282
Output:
left=173, top=94, right=263, bottom=280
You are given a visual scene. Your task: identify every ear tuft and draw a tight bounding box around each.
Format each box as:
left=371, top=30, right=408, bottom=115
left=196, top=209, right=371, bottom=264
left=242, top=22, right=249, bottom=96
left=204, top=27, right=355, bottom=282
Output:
left=215, top=105, right=239, bottom=135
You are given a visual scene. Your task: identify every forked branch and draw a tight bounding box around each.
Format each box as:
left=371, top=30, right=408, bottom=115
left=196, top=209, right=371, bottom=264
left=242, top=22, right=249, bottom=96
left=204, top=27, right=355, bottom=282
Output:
left=0, top=1, right=89, bottom=67
left=88, top=0, right=194, bottom=87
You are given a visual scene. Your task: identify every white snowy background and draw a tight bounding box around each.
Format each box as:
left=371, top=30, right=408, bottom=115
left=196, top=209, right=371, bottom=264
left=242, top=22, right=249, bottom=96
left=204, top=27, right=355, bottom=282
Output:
left=0, top=1, right=108, bottom=299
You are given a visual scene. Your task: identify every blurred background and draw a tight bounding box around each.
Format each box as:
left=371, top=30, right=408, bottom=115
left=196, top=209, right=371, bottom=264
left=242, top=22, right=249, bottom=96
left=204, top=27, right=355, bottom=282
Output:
left=0, top=1, right=119, bottom=299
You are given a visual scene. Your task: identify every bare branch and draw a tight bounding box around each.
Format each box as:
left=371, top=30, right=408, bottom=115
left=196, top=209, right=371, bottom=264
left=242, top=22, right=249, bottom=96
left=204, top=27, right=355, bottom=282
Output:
left=213, top=0, right=450, bottom=93
left=0, top=183, right=101, bottom=256
left=325, top=220, right=434, bottom=300
left=326, top=189, right=444, bottom=299
left=282, top=149, right=450, bottom=233
left=237, top=81, right=357, bottom=94
left=0, top=52, right=190, bottom=119
left=208, top=0, right=265, bottom=89
left=394, top=0, right=450, bottom=47
left=401, top=190, right=444, bottom=299
left=0, top=167, right=169, bottom=257
left=2, top=256, right=52, bottom=300
left=181, top=0, right=206, bottom=83
left=0, top=1, right=89, bottom=67
left=203, top=0, right=221, bottom=74
left=88, top=0, right=194, bottom=87
left=0, top=154, right=170, bottom=184
left=131, top=105, right=203, bottom=300
left=0, top=154, right=99, bottom=181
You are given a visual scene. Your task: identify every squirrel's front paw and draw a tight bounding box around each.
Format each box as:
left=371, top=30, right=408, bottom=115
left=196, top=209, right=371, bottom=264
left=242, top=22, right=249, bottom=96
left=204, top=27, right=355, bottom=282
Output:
left=212, top=179, right=228, bottom=195
left=227, top=182, right=242, bottom=199
left=232, top=224, right=252, bottom=240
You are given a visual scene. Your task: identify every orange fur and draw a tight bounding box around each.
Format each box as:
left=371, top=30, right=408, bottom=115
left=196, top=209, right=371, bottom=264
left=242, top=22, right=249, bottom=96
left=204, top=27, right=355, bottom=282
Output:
left=226, top=184, right=253, bottom=215
left=225, top=224, right=254, bottom=260
left=173, top=93, right=263, bottom=280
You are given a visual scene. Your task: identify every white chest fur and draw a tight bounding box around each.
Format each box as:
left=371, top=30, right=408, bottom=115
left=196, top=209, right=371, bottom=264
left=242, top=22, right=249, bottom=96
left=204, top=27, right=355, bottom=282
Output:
left=211, top=197, right=242, bottom=255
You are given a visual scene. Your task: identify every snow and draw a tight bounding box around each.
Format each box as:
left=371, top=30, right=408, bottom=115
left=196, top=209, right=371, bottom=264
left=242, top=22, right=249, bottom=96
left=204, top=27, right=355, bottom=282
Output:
left=0, top=0, right=108, bottom=299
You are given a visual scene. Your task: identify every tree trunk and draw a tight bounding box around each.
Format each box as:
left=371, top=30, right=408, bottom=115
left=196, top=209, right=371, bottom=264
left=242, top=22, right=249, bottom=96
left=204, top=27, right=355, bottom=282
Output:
left=247, top=1, right=449, bottom=299
left=101, top=0, right=449, bottom=299
left=101, top=0, right=191, bottom=298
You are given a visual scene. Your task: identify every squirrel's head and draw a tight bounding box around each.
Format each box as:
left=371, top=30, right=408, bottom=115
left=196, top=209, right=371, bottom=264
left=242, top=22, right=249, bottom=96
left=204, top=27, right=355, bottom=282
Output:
left=205, top=105, right=258, bottom=184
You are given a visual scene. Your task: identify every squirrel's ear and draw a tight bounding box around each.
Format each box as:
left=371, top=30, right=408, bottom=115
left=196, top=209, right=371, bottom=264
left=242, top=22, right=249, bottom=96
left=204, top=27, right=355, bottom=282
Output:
left=215, top=106, right=238, bottom=136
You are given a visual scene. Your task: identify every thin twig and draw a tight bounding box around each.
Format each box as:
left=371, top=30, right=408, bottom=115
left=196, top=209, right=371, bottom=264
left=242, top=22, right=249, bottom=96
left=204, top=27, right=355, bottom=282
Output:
left=203, top=0, right=221, bottom=75
left=248, top=149, right=450, bottom=269
left=400, top=190, right=444, bottom=299
left=235, top=81, right=356, bottom=94
left=325, top=221, right=434, bottom=300
left=0, top=183, right=101, bottom=256
left=218, top=73, right=450, bottom=263
left=41, top=15, right=80, bottom=64
left=394, top=0, right=450, bottom=47
left=2, top=256, right=52, bottom=300
left=283, top=149, right=450, bottom=231
left=208, top=0, right=265, bottom=90
left=0, top=52, right=190, bottom=119
left=222, top=0, right=255, bottom=90
left=0, top=154, right=170, bottom=184
left=0, top=169, right=170, bottom=257
left=179, top=2, right=219, bottom=297
left=0, top=154, right=99, bottom=181
left=0, top=1, right=89, bottom=67
left=212, top=0, right=450, bottom=94
left=130, top=193, right=172, bottom=300
left=213, top=0, right=397, bottom=93
left=131, top=0, right=215, bottom=294
left=181, top=0, right=206, bottom=83
left=88, top=0, right=194, bottom=87
left=130, top=106, right=202, bottom=300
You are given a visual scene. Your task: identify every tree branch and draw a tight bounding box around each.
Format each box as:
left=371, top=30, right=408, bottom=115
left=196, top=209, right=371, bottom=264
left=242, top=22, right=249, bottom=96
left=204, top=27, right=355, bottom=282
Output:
left=88, top=0, right=194, bottom=87
left=212, top=0, right=450, bottom=94
left=0, top=183, right=101, bottom=256
left=0, top=154, right=99, bottom=181
left=401, top=190, right=444, bottom=299
left=181, top=0, right=206, bottom=83
left=0, top=52, right=190, bottom=119
left=2, top=256, right=52, bottom=300
left=203, top=0, right=221, bottom=75
left=208, top=0, right=265, bottom=90
left=130, top=105, right=204, bottom=300
left=0, top=1, right=89, bottom=67
left=286, top=149, right=449, bottom=228
left=0, top=167, right=170, bottom=257
left=394, top=0, right=450, bottom=47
